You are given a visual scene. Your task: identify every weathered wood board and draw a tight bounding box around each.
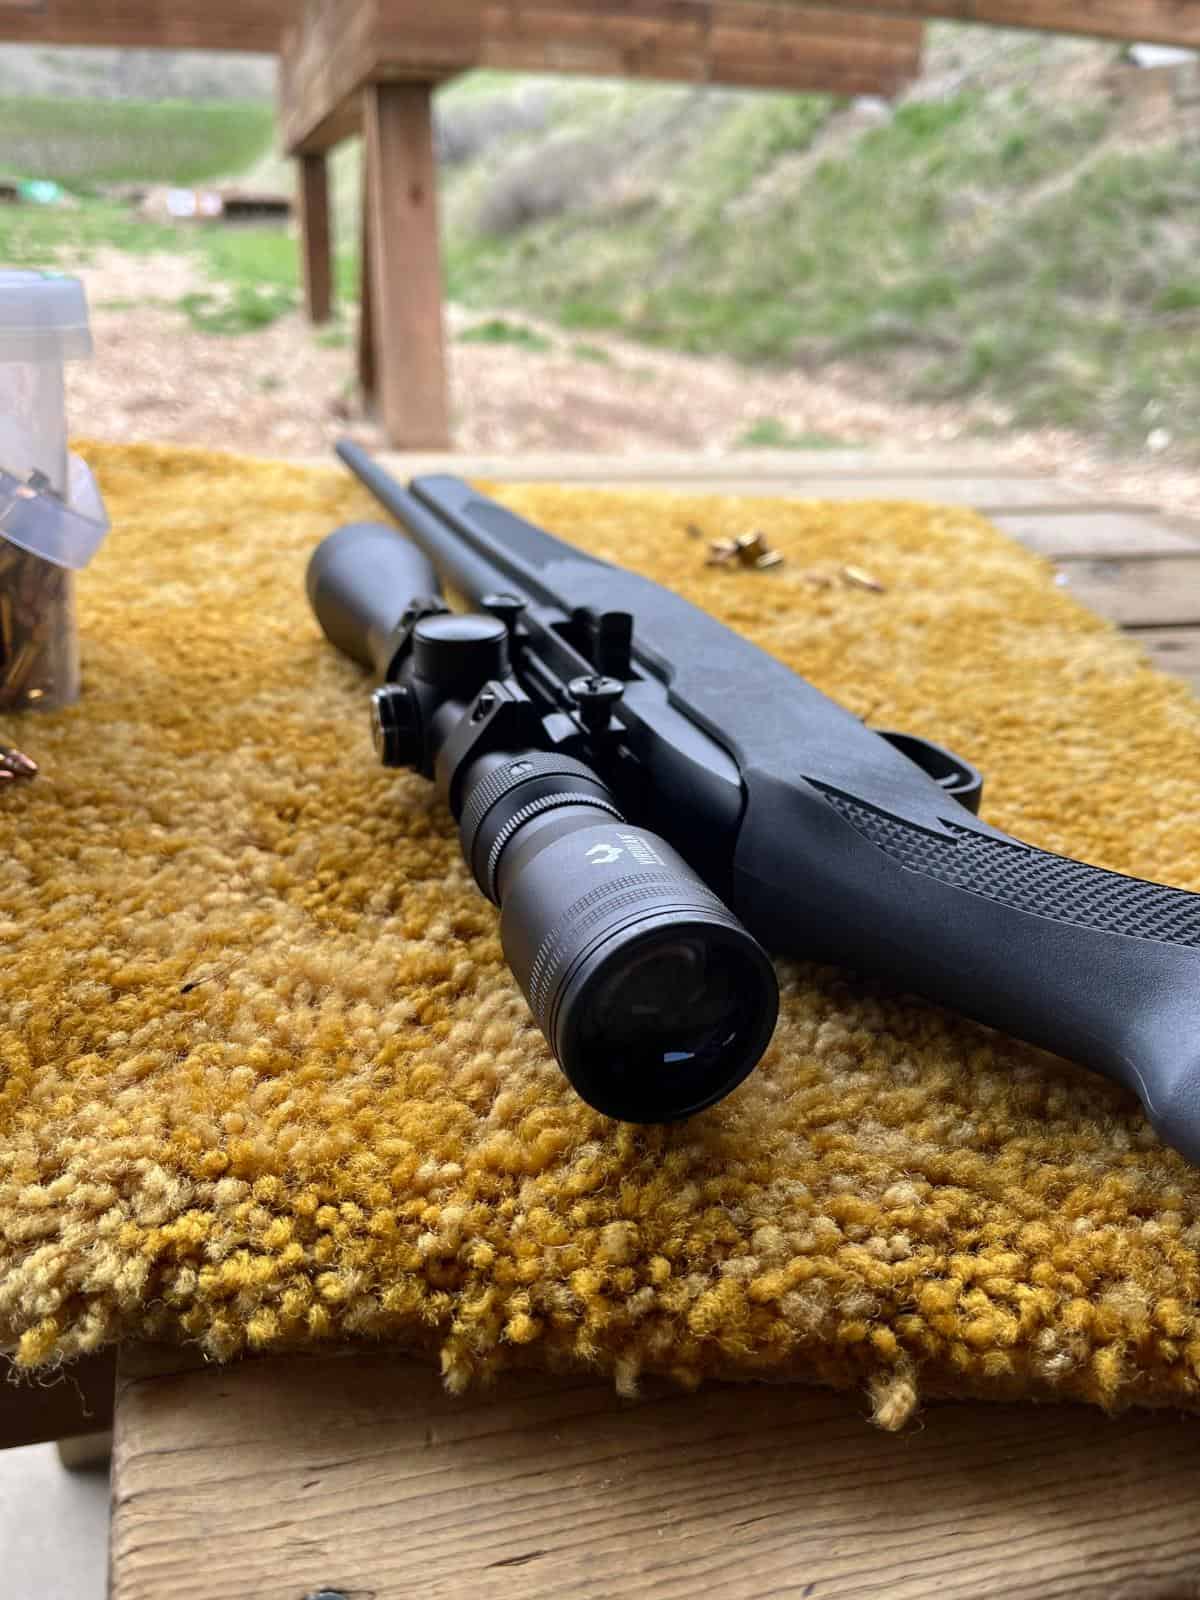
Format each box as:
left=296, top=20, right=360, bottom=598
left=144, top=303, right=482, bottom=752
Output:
left=1054, top=554, right=1200, bottom=629
left=1135, top=626, right=1200, bottom=693
left=110, top=1344, right=1200, bottom=1600
left=5, top=0, right=1198, bottom=53
left=819, top=0, right=1200, bottom=49
left=990, top=510, right=1200, bottom=560
left=363, top=453, right=1093, bottom=509
left=0, top=0, right=298, bottom=50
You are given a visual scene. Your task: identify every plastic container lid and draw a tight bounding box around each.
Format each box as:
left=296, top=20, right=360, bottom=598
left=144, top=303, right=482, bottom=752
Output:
left=0, top=270, right=93, bottom=364
left=0, top=452, right=110, bottom=570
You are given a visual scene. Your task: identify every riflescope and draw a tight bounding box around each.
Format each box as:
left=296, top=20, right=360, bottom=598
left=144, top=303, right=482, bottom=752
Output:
left=307, top=518, right=778, bottom=1122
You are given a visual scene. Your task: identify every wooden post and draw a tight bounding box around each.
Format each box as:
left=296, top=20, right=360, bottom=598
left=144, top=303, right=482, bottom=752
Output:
left=297, top=151, right=334, bottom=326
left=362, top=81, right=450, bottom=449
left=358, top=139, right=377, bottom=412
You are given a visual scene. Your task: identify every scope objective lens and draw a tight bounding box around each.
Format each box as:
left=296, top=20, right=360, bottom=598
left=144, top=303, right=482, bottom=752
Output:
left=458, top=753, right=779, bottom=1121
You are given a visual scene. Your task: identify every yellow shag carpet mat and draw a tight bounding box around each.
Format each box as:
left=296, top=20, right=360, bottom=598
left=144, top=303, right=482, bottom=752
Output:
left=3, top=441, right=1200, bottom=1424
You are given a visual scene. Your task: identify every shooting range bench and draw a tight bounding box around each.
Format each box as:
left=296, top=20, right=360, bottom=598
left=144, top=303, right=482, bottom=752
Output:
left=5, top=450, right=1200, bottom=1598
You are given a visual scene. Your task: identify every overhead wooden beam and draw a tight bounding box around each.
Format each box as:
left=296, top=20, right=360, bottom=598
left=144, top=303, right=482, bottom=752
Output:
left=6, top=0, right=1198, bottom=64
left=747, top=0, right=1200, bottom=50
left=280, top=0, right=925, bottom=153
left=0, top=0, right=299, bottom=51
left=362, top=81, right=450, bottom=448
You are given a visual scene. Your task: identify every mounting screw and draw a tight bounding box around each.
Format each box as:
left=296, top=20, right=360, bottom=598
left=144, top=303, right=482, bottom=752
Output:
left=371, top=684, right=423, bottom=769
left=568, top=674, right=624, bottom=733
left=481, top=592, right=528, bottom=632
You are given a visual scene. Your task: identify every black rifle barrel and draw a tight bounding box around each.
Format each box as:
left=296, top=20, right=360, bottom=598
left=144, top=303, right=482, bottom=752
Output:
left=337, top=441, right=517, bottom=604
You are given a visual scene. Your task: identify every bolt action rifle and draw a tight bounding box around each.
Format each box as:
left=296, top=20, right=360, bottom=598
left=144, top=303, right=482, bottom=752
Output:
left=307, top=441, right=1200, bottom=1163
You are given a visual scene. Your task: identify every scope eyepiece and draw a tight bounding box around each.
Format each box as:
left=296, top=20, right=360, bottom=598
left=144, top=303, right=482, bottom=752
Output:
left=459, top=753, right=779, bottom=1121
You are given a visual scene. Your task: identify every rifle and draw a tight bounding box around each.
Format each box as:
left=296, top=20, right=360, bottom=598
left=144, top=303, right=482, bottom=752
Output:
left=308, top=442, right=1200, bottom=1162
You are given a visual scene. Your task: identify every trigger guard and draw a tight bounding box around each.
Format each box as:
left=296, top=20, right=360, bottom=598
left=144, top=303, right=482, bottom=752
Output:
left=873, top=730, right=984, bottom=815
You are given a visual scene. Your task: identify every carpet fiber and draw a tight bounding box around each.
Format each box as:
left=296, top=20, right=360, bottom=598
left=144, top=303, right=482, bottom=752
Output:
left=3, top=442, right=1200, bottom=1423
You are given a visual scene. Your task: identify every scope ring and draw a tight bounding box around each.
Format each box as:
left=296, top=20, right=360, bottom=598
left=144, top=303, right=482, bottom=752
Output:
left=485, top=792, right=623, bottom=904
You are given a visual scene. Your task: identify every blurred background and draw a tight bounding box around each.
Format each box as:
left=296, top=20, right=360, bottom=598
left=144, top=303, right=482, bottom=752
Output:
left=1, top=26, right=1198, bottom=510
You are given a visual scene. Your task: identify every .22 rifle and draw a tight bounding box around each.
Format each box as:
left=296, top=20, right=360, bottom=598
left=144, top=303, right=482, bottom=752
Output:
left=307, top=442, right=1200, bottom=1164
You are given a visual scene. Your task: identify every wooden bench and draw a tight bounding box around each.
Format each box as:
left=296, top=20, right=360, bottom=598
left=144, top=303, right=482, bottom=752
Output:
left=5, top=452, right=1200, bottom=1597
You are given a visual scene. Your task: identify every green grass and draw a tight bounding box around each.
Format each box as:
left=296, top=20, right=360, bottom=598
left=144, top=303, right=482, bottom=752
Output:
left=734, top=419, right=854, bottom=450
left=0, top=200, right=167, bottom=265
left=177, top=284, right=298, bottom=335
left=458, top=317, right=553, bottom=352
left=0, top=99, right=274, bottom=187
left=571, top=342, right=612, bottom=363
left=0, top=200, right=319, bottom=336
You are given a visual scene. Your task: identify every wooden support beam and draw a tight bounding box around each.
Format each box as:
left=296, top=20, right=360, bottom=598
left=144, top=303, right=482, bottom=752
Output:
left=0, top=0, right=298, bottom=51
left=0, top=1350, right=116, bottom=1451
left=297, top=151, right=334, bottom=326
left=362, top=82, right=450, bottom=449
left=280, top=0, right=925, bottom=153
left=110, top=1343, right=1200, bottom=1600
left=7, top=0, right=1200, bottom=68
left=745, top=0, right=1200, bottom=50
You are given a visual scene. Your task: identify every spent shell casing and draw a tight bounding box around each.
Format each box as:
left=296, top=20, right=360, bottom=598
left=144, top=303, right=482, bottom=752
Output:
left=841, top=564, right=886, bottom=593
left=0, top=745, right=38, bottom=779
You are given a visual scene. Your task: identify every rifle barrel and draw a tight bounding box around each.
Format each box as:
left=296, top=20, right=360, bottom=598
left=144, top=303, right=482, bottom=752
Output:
left=336, top=440, right=517, bottom=605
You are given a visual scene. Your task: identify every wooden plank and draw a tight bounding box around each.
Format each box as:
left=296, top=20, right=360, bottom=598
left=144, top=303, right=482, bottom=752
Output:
left=111, top=1344, right=1200, bottom=1600
left=794, top=0, right=1200, bottom=50
left=991, top=509, right=1200, bottom=560
left=361, top=454, right=1088, bottom=508
left=281, top=0, right=922, bottom=152
left=297, top=152, right=334, bottom=326
left=1133, top=626, right=1200, bottom=694
left=461, top=42, right=917, bottom=93
left=1055, top=553, right=1200, bottom=628
left=0, top=0, right=298, bottom=50
left=0, top=1350, right=116, bottom=1451
left=363, top=82, right=451, bottom=449
left=486, top=0, right=925, bottom=44
left=366, top=448, right=1067, bottom=481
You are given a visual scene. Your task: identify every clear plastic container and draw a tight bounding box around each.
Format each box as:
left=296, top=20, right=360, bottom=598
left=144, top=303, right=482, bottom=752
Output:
left=0, top=270, right=109, bottom=711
